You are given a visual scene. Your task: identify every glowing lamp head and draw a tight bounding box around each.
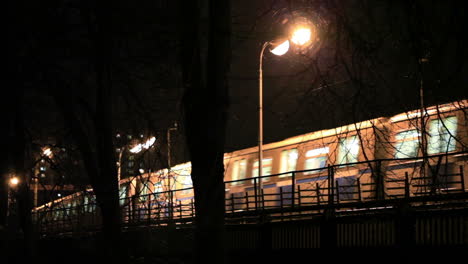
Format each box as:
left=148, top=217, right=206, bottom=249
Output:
left=270, top=40, right=290, bottom=56
left=291, top=27, right=311, bottom=46
left=10, top=177, right=19, bottom=186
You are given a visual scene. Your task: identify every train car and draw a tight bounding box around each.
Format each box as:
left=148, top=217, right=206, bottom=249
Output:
left=32, top=100, right=468, bottom=231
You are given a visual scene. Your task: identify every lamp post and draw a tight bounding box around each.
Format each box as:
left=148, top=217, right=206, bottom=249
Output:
left=166, top=122, right=177, bottom=192
left=258, top=27, right=312, bottom=190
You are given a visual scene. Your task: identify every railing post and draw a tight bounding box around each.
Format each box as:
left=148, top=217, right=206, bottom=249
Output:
left=328, top=165, right=335, bottom=205
left=335, top=180, right=340, bottom=205
left=459, top=165, right=465, bottom=192
left=279, top=187, right=284, bottom=211
left=254, top=177, right=258, bottom=211
left=261, top=189, right=265, bottom=210
left=297, top=185, right=302, bottom=207
left=245, top=192, right=250, bottom=211
left=190, top=198, right=194, bottom=217
left=169, top=190, right=174, bottom=222
left=291, top=171, right=296, bottom=209
left=230, top=193, right=235, bottom=213
left=316, top=183, right=321, bottom=206
left=357, top=178, right=362, bottom=202
left=375, top=160, right=385, bottom=200
left=179, top=200, right=183, bottom=220
left=147, top=196, right=151, bottom=223
left=404, top=172, right=410, bottom=199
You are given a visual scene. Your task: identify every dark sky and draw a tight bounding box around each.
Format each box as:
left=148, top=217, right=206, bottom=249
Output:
left=9, top=0, right=468, bottom=162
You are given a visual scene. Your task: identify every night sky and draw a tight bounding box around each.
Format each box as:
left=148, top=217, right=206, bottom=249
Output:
left=8, top=0, right=468, bottom=161
left=225, top=0, right=467, bottom=152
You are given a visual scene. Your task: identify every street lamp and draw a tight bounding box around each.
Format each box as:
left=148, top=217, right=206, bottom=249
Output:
left=9, top=177, right=19, bottom=187
left=258, top=26, right=312, bottom=189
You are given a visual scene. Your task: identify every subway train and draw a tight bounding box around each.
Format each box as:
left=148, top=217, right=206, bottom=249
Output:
left=32, top=100, right=468, bottom=232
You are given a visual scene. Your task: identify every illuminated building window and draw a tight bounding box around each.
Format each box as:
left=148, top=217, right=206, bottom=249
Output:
left=304, top=147, right=329, bottom=174
left=394, top=129, right=420, bottom=158
left=337, top=136, right=360, bottom=165
left=231, top=159, right=247, bottom=185
left=252, top=158, right=272, bottom=182
left=428, top=116, right=458, bottom=154
left=279, top=148, right=298, bottom=177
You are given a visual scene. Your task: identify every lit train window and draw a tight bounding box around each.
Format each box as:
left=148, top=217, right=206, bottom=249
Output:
left=252, top=158, right=272, bottom=182
left=119, top=185, right=128, bottom=206
left=337, top=136, right=359, bottom=165
left=139, top=182, right=150, bottom=202
left=304, top=147, right=329, bottom=174
left=180, top=175, right=193, bottom=194
left=231, top=159, right=247, bottom=185
left=279, top=149, right=298, bottom=177
left=428, top=116, right=457, bottom=154
left=394, top=129, right=420, bottom=159
left=153, top=182, right=163, bottom=199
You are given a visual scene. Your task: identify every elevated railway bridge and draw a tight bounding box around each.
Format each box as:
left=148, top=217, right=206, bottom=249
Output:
left=31, top=154, right=468, bottom=249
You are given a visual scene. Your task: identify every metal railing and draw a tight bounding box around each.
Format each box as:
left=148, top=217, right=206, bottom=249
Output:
left=32, top=152, right=467, bottom=234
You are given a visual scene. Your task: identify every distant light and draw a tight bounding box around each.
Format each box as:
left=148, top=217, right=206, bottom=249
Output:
left=116, top=133, right=121, bottom=138
left=291, top=27, right=311, bottom=46
left=10, top=177, right=19, bottom=186
left=270, top=40, right=290, bottom=56
left=43, top=148, right=52, bottom=157
left=57, top=193, right=61, bottom=197
left=129, top=145, right=143, bottom=153
left=130, top=137, right=156, bottom=153
left=143, top=137, right=156, bottom=149
left=139, top=169, right=145, bottom=174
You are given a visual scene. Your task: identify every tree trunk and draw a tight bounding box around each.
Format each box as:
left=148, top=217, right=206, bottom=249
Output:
left=12, top=87, right=35, bottom=259
left=180, top=0, right=231, bottom=263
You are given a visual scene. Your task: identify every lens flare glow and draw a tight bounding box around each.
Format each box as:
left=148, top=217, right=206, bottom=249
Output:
left=291, top=28, right=311, bottom=46
left=270, top=40, right=290, bottom=56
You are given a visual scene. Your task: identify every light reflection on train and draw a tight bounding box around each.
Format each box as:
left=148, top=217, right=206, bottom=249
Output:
left=32, top=100, right=468, bottom=229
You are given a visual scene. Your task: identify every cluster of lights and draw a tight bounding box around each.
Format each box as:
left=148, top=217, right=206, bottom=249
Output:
left=130, top=137, right=156, bottom=153
left=43, top=148, right=52, bottom=158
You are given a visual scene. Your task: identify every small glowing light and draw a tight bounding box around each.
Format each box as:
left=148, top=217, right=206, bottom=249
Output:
left=57, top=193, right=61, bottom=197
left=139, top=169, right=145, bottom=174
left=43, top=148, right=52, bottom=157
left=116, top=133, right=121, bottom=138
left=270, top=40, right=290, bottom=56
left=291, top=27, right=311, bottom=46
left=10, top=177, right=19, bottom=186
